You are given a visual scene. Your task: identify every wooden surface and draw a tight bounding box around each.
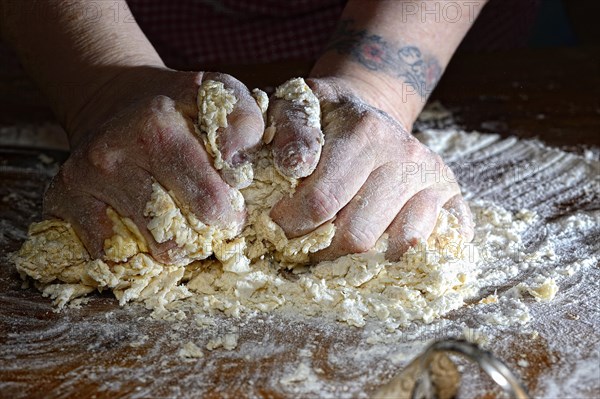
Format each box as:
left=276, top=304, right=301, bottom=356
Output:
left=0, top=47, right=599, bottom=398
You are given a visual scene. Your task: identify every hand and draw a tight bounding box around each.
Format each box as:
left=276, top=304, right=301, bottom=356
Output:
left=44, top=67, right=264, bottom=263
left=268, top=77, right=473, bottom=261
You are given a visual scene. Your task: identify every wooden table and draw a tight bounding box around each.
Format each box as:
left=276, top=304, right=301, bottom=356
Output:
left=1, top=47, right=599, bottom=398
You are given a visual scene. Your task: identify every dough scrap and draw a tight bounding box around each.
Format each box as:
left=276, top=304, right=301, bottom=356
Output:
left=12, top=78, right=480, bottom=326
left=178, top=341, right=204, bottom=359
left=527, top=278, right=559, bottom=302
left=206, top=333, right=239, bottom=351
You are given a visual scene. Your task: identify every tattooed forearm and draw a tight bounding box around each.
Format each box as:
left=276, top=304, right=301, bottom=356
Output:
left=326, top=20, right=442, bottom=99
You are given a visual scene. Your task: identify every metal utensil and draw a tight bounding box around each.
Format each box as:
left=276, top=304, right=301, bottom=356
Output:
left=374, top=339, right=530, bottom=399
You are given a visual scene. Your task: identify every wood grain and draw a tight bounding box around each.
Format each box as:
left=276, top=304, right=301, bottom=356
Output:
left=1, top=47, right=599, bottom=398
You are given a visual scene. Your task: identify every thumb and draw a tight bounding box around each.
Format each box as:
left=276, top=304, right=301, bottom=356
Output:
left=268, top=78, right=324, bottom=179
left=198, top=73, right=265, bottom=189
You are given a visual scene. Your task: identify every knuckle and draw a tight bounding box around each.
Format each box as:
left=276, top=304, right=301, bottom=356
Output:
left=340, top=226, right=376, bottom=254
left=305, top=78, right=337, bottom=101
left=189, top=71, right=204, bottom=85
left=354, top=108, right=378, bottom=128
left=147, top=94, right=176, bottom=112
left=86, top=141, right=122, bottom=176
left=231, top=109, right=264, bottom=133
left=304, top=186, right=340, bottom=222
left=348, top=108, right=387, bottom=153
left=401, top=138, right=424, bottom=157
left=412, top=186, right=438, bottom=203
left=350, top=107, right=376, bottom=133
left=139, top=113, right=183, bottom=155
left=42, top=179, right=64, bottom=216
left=53, top=161, right=77, bottom=189
left=193, top=185, right=240, bottom=225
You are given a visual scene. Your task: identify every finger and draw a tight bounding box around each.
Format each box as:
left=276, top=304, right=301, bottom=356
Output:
left=74, top=153, right=181, bottom=264
left=44, top=178, right=113, bottom=260
left=198, top=73, right=265, bottom=188
left=385, top=185, right=459, bottom=261
left=268, top=78, right=324, bottom=179
left=443, top=194, right=475, bottom=242
left=310, top=163, right=421, bottom=262
left=139, top=102, right=245, bottom=230
left=270, top=114, right=377, bottom=237
left=68, top=134, right=180, bottom=263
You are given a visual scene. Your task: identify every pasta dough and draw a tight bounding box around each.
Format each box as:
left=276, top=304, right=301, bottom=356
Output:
left=12, top=78, right=478, bottom=326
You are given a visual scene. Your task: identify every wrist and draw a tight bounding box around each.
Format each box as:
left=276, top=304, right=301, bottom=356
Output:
left=311, top=54, right=423, bottom=129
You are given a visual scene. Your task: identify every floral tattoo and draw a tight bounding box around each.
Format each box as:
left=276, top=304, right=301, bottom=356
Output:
left=326, top=20, right=442, bottom=99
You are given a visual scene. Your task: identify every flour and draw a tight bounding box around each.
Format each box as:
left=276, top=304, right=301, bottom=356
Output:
left=182, top=205, right=479, bottom=328
left=178, top=341, right=204, bottom=360
left=280, top=363, right=314, bottom=384
left=2, top=106, right=599, bottom=398
left=527, top=278, right=559, bottom=302
left=9, top=78, right=596, bottom=334
left=206, top=332, right=239, bottom=351
left=11, top=79, right=335, bottom=314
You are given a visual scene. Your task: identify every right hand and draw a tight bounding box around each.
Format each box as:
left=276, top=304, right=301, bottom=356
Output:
left=268, top=77, right=474, bottom=261
left=44, top=68, right=265, bottom=264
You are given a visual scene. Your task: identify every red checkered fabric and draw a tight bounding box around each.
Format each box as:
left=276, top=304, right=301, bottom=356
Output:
left=459, top=0, right=541, bottom=52
left=127, top=0, right=346, bottom=68
left=127, top=0, right=541, bottom=69
left=0, top=1, right=544, bottom=74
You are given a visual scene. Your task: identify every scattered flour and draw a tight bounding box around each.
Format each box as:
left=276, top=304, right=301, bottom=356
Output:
left=178, top=341, right=204, bottom=360
left=2, top=101, right=598, bottom=398
left=9, top=78, right=598, bottom=341
left=280, top=363, right=314, bottom=384
left=206, top=333, right=239, bottom=351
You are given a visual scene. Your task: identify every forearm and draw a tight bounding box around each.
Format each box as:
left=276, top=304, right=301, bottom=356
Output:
left=0, top=0, right=164, bottom=142
left=311, top=0, right=487, bottom=128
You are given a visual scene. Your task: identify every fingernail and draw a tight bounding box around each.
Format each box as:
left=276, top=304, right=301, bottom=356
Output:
left=222, top=163, right=254, bottom=189
left=229, top=150, right=249, bottom=167
left=263, top=126, right=276, bottom=144
left=274, top=141, right=318, bottom=179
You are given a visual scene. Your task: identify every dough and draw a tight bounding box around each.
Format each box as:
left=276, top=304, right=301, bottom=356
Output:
left=527, top=278, right=558, bottom=302
left=197, top=79, right=253, bottom=189
left=12, top=78, right=478, bottom=326
left=178, top=341, right=204, bottom=359
left=206, top=333, right=238, bottom=351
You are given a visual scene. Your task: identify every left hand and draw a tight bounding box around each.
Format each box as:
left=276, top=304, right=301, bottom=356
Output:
left=268, top=77, right=473, bottom=261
